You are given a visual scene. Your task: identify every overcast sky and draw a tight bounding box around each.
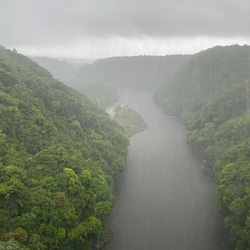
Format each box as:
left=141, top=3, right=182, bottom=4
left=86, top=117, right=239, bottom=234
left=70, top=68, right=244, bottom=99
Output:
left=1, top=0, right=250, bottom=59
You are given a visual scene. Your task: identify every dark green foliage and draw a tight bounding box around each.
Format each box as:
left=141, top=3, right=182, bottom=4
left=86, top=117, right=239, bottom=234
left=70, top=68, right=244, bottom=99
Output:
left=155, top=45, right=250, bottom=117
left=187, top=81, right=250, bottom=164
left=0, top=46, right=129, bottom=249
left=154, top=45, right=250, bottom=248
left=30, top=57, right=119, bottom=109
left=214, top=142, right=250, bottom=249
left=158, top=45, right=250, bottom=249
left=187, top=87, right=250, bottom=248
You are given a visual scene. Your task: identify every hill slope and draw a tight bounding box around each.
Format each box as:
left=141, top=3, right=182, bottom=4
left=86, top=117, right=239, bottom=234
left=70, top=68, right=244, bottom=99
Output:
left=154, top=45, right=250, bottom=117
left=31, top=57, right=119, bottom=109
left=31, top=56, right=77, bottom=84
left=76, top=55, right=191, bottom=91
left=154, top=45, right=250, bottom=249
left=186, top=80, right=250, bottom=249
left=0, top=46, right=129, bottom=249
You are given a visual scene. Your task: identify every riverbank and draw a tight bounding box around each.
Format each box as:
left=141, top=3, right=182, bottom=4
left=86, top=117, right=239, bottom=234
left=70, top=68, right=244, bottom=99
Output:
left=103, top=88, right=234, bottom=250
left=106, top=104, right=147, bottom=137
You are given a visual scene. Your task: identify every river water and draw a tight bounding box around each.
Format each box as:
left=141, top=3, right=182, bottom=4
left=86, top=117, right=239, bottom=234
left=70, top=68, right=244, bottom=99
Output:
left=103, top=88, right=234, bottom=250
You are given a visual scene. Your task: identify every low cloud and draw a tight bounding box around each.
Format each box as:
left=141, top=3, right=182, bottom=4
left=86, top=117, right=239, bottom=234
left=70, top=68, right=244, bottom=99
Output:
left=1, top=0, right=250, bottom=58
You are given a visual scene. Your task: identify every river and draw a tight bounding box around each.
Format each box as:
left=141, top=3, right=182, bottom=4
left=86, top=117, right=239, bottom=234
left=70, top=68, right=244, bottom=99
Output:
left=103, top=88, right=234, bottom=250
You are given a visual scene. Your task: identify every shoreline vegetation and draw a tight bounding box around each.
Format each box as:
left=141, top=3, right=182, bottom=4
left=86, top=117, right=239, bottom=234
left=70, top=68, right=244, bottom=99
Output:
left=0, top=46, right=129, bottom=250
left=106, top=104, right=147, bottom=138
left=4, top=44, right=250, bottom=249
left=154, top=45, right=250, bottom=249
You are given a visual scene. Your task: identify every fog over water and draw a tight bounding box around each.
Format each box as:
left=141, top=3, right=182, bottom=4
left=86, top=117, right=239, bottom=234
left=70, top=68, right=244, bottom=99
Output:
left=103, top=88, right=234, bottom=250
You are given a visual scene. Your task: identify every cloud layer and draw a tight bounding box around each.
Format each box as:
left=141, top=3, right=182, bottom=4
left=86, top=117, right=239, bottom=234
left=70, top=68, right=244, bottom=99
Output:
left=1, top=0, right=250, bottom=58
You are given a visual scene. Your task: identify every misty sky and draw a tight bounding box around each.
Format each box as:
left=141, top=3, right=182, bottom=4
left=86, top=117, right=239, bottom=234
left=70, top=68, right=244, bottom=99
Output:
left=1, top=0, right=250, bottom=59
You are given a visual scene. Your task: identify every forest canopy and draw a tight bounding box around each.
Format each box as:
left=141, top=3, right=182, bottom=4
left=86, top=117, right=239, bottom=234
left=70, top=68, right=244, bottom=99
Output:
left=155, top=45, right=250, bottom=249
left=0, top=46, right=129, bottom=249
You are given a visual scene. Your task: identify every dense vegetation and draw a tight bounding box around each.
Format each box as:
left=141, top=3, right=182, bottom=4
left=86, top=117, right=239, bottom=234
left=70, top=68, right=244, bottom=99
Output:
left=107, top=105, right=147, bottom=137
left=76, top=55, right=191, bottom=91
left=155, top=45, right=250, bottom=249
left=31, top=45, right=250, bottom=248
left=32, top=55, right=191, bottom=109
left=0, top=46, right=129, bottom=249
left=31, top=58, right=119, bottom=109
left=31, top=57, right=77, bottom=84
left=186, top=81, right=250, bottom=249
left=155, top=45, right=250, bottom=118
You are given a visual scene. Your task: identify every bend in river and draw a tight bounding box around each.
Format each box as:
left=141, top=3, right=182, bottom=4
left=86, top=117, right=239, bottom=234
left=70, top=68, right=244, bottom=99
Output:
left=103, top=88, right=234, bottom=250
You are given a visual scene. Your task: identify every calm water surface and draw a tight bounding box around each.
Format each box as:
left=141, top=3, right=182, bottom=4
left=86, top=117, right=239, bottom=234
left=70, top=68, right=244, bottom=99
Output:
left=103, top=88, right=234, bottom=250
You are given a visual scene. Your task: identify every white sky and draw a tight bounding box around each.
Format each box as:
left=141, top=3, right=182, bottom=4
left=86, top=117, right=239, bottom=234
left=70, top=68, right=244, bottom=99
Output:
left=1, top=0, right=250, bottom=59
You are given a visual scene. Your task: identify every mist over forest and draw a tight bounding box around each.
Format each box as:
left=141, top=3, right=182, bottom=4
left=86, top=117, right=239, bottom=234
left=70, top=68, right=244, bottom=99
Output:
left=2, top=1, right=250, bottom=249
left=0, top=43, right=250, bottom=249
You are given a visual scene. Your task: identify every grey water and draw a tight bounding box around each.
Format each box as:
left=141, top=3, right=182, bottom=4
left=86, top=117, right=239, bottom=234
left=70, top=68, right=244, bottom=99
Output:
left=103, top=88, right=234, bottom=250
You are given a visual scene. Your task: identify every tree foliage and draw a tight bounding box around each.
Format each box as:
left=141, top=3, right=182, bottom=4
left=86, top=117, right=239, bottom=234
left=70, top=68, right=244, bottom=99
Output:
left=155, top=45, right=250, bottom=117
left=186, top=77, right=250, bottom=249
left=155, top=45, right=250, bottom=249
left=0, top=46, right=129, bottom=249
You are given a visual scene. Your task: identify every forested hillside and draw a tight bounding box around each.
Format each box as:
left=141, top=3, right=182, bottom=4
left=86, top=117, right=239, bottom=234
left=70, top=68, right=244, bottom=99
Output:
left=0, top=46, right=129, bottom=249
left=154, top=45, right=250, bottom=118
left=32, top=55, right=191, bottom=109
left=76, top=55, right=191, bottom=91
left=155, top=45, right=250, bottom=249
left=72, top=81, right=119, bottom=109
left=31, top=57, right=119, bottom=109
left=31, top=57, right=77, bottom=84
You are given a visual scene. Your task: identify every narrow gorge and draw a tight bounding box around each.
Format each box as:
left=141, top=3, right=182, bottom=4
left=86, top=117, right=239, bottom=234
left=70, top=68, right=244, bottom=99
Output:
left=103, top=88, right=234, bottom=250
